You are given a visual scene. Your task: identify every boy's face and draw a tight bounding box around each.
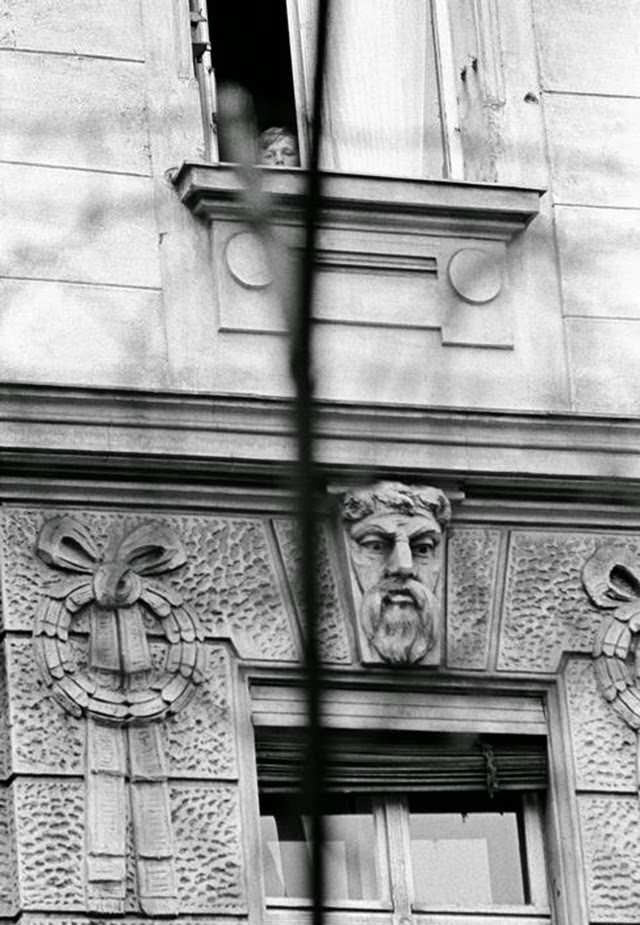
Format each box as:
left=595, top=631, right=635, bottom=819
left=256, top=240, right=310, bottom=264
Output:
left=260, top=132, right=299, bottom=166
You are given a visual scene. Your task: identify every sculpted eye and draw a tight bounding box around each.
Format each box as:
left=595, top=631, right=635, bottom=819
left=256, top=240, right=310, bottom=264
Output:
left=359, top=537, right=389, bottom=554
left=412, top=539, right=435, bottom=556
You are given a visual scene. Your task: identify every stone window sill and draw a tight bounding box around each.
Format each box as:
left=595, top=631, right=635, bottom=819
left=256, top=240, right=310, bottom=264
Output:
left=173, top=162, right=542, bottom=240
left=172, top=163, right=544, bottom=350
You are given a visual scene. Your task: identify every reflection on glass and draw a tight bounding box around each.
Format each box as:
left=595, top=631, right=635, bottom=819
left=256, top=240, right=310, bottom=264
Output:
left=260, top=794, right=379, bottom=900
left=408, top=794, right=526, bottom=907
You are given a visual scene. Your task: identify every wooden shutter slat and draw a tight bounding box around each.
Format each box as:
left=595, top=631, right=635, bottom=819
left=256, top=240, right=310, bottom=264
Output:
left=256, top=729, right=547, bottom=793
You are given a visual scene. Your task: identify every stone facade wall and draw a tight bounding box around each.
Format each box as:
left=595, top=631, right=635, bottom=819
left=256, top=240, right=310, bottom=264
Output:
left=0, top=1, right=637, bottom=413
left=1, top=501, right=640, bottom=923
left=533, top=0, right=640, bottom=415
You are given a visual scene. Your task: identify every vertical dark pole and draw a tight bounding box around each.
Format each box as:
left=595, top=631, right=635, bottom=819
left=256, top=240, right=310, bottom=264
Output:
left=289, top=3, right=330, bottom=925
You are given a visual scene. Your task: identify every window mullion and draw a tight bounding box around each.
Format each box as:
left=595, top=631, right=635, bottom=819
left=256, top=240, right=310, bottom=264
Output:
left=384, top=797, right=413, bottom=921
left=523, top=793, right=550, bottom=909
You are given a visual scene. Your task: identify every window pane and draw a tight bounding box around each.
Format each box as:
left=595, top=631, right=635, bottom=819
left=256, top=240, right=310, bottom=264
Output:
left=408, top=794, right=527, bottom=907
left=260, top=794, right=380, bottom=900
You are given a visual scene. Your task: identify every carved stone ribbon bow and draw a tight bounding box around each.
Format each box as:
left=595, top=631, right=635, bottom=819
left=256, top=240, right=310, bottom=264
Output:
left=33, top=515, right=207, bottom=915
left=583, top=543, right=640, bottom=729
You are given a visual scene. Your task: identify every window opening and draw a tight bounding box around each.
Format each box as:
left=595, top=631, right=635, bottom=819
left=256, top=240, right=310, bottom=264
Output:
left=256, top=727, right=550, bottom=914
left=407, top=792, right=530, bottom=907
left=260, top=793, right=383, bottom=901
left=207, top=0, right=299, bottom=164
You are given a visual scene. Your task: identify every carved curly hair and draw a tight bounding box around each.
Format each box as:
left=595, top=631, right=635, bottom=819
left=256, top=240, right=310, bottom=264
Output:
left=340, top=481, right=451, bottom=526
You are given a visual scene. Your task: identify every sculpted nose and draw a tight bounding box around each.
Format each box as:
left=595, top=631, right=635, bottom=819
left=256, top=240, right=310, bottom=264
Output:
left=385, top=539, right=414, bottom=578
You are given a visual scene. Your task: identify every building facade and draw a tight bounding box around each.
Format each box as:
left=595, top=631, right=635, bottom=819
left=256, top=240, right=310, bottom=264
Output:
left=2, top=2, right=640, bottom=924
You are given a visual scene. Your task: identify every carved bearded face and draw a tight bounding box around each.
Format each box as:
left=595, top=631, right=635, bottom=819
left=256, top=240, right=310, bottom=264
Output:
left=348, top=509, right=444, bottom=665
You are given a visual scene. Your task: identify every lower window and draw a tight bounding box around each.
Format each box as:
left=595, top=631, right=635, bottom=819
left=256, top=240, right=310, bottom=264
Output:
left=256, top=729, right=551, bottom=919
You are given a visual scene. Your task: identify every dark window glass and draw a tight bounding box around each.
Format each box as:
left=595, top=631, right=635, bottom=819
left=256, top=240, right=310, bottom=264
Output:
left=207, top=0, right=298, bottom=159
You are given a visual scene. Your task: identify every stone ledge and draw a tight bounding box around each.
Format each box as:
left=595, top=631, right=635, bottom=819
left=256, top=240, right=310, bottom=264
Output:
left=3, top=385, right=640, bottom=492
left=172, top=162, right=543, bottom=241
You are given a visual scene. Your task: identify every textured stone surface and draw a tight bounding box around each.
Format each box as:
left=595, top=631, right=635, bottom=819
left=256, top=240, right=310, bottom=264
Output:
left=0, top=786, right=18, bottom=915
left=1, top=508, right=297, bottom=661
left=171, top=783, right=245, bottom=913
left=498, top=531, right=640, bottom=672
left=0, top=643, right=9, bottom=780
left=446, top=527, right=501, bottom=669
left=564, top=657, right=636, bottom=792
left=165, top=644, right=237, bottom=779
left=5, top=635, right=84, bottom=775
left=273, top=518, right=352, bottom=664
left=579, top=794, right=640, bottom=922
left=14, top=778, right=85, bottom=909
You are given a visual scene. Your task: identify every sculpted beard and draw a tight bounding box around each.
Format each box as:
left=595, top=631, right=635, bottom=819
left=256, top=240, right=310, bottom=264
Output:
left=361, top=577, right=437, bottom=664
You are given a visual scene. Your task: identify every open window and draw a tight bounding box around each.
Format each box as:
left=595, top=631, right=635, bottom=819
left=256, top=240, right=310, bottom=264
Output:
left=192, top=0, right=463, bottom=178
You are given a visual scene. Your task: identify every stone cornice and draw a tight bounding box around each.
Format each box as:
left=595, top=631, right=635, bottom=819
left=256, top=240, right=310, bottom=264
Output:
left=172, top=162, right=542, bottom=241
left=2, top=385, right=640, bottom=497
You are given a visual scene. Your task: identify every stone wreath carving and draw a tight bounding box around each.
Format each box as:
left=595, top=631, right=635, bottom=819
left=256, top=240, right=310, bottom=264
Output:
left=32, top=515, right=207, bottom=915
left=583, top=543, right=640, bottom=729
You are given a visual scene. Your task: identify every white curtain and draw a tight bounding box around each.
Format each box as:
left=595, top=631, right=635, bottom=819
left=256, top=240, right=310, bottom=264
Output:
left=289, top=0, right=444, bottom=177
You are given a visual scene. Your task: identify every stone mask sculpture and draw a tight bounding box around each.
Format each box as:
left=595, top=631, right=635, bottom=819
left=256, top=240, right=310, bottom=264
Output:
left=340, top=482, right=451, bottom=665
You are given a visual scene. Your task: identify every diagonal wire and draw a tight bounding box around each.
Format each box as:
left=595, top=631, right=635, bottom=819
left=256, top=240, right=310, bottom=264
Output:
left=289, top=3, right=331, bottom=925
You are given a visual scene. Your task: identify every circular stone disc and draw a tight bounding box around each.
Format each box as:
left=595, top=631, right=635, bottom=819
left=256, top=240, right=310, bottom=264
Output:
left=225, top=231, right=272, bottom=289
left=447, top=248, right=504, bottom=304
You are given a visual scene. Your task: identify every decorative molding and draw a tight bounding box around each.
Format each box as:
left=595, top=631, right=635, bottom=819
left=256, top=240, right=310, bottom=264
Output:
left=32, top=515, right=206, bottom=914
left=447, top=247, right=504, bottom=304
left=172, top=163, right=542, bottom=241
left=5, top=385, right=640, bottom=492
left=338, top=482, right=451, bottom=666
left=582, top=544, right=640, bottom=730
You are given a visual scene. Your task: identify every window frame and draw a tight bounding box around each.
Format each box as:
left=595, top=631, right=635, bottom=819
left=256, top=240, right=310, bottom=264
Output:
left=195, top=0, right=464, bottom=178
left=244, top=678, right=557, bottom=925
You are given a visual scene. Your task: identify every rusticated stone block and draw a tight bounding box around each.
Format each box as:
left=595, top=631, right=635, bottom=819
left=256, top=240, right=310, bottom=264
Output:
left=579, top=794, right=640, bottom=922
left=14, top=777, right=85, bottom=910
left=0, top=643, right=9, bottom=781
left=564, top=657, right=636, bottom=792
left=171, top=783, right=245, bottom=913
left=273, top=518, right=352, bottom=664
left=164, top=644, right=237, bottom=779
left=499, top=532, right=640, bottom=672
left=1, top=508, right=298, bottom=661
left=0, top=785, right=18, bottom=915
left=5, top=635, right=84, bottom=775
left=446, top=527, right=501, bottom=669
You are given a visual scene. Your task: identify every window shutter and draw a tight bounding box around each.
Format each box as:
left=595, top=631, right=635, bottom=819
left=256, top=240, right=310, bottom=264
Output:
left=288, top=0, right=446, bottom=177
left=445, top=0, right=506, bottom=183
left=256, top=728, right=547, bottom=794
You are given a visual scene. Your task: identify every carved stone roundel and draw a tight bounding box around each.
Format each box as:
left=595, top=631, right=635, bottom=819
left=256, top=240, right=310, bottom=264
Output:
left=33, top=516, right=207, bottom=724
left=447, top=248, right=504, bottom=304
left=225, top=231, right=272, bottom=289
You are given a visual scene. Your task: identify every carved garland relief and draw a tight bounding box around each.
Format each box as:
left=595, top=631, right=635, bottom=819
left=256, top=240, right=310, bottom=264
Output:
left=582, top=543, right=640, bottom=730
left=32, top=516, right=207, bottom=915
